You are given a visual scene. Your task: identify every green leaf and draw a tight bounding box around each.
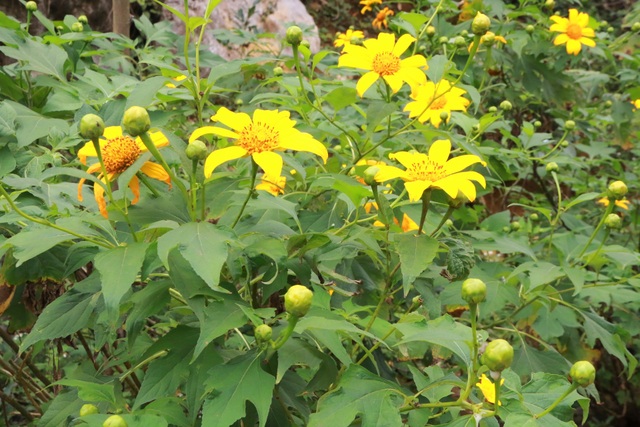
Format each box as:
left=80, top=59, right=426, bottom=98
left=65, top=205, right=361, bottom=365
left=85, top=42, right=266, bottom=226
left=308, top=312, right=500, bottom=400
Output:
left=202, top=352, right=275, bottom=427
left=443, top=237, right=475, bottom=280
left=37, top=390, right=84, bottom=427
left=125, top=76, right=168, bottom=110
left=4, top=227, right=77, bottom=266
left=0, top=38, right=68, bottom=80
left=0, top=101, right=16, bottom=137
left=192, top=296, right=249, bottom=361
left=134, top=345, right=192, bottom=409
left=276, top=337, right=338, bottom=386
left=394, top=233, right=438, bottom=295
left=581, top=310, right=636, bottom=373
left=94, top=242, right=149, bottom=316
left=325, top=87, right=358, bottom=111
left=157, top=222, right=231, bottom=291
left=55, top=379, right=116, bottom=404
left=4, top=100, right=69, bottom=147
left=308, top=364, right=407, bottom=427
left=366, top=101, right=398, bottom=135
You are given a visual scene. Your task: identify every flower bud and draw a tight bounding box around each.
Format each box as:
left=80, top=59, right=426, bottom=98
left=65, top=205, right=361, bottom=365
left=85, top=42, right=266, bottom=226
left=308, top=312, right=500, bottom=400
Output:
left=235, top=98, right=244, bottom=106
left=482, top=339, right=514, bottom=372
left=499, top=100, right=512, bottom=111
left=472, top=12, right=491, bottom=36
left=632, top=22, right=640, bottom=32
left=71, top=22, right=84, bottom=32
left=79, top=114, right=105, bottom=140
left=510, top=221, right=521, bottom=231
left=439, top=111, right=449, bottom=123
left=284, top=285, right=313, bottom=318
left=445, top=219, right=454, bottom=227
left=103, top=415, right=128, bottom=427
left=26, top=1, right=38, bottom=12
left=411, top=295, right=423, bottom=307
left=185, top=140, right=208, bottom=160
left=607, top=180, right=628, bottom=199
left=534, top=120, right=542, bottom=128
left=529, top=213, right=539, bottom=222
left=122, top=106, right=150, bottom=137
left=363, top=166, right=380, bottom=186
left=604, top=100, right=612, bottom=108
left=454, top=36, right=467, bottom=48
left=564, top=120, right=576, bottom=130
left=545, top=162, right=558, bottom=173
left=301, top=40, right=311, bottom=48
left=482, top=32, right=496, bottom=45
left=544, top=0, right=555, bottom=8
left=273, top=66, right=283, bottom=77
left=286, top=26, right=303, bottom=46
left=526, top=24, right=535, bottom=34
left=607, top=27, right=614, bottom=34
left=461, top=30, right=469, bottom=37
left=79, top=404, right=99, bottom=417
left=488, top=106, right=497, bottom=113
left=254, top=324, right=273, bottom=343
left=604, top=213, right=622, bottom=229
left=438, top=36, right=449, bottom=45
left=426, top=26, right=436, bottom=37
left=78, top=15, right=88, bottom=25
left=461, top=278, right=487, bottom=305
left=560, top=140, right=569, bottom=147
left=570, top=361, right=596, bottom=387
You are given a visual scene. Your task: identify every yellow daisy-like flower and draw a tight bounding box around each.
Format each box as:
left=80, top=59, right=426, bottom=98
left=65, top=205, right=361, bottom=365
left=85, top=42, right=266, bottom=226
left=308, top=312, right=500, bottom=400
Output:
left=597, top=197, right=630, bottom=210
left=256, top=175, right=286, bottom=196
left=189, top=107, right=328, bottom=178
left=476, top=374, right=504, bottom=405
left=359, top=0, right=382, bottom=15
left=550, top=9, right=595, bottom=55
left=372, top=7, right=395, bottom=30
left=334, top=29, right=365, bottom=49
left=375, top=139, right=486, bottom=202
left=338, top=32, right=427, bottom=97
left=404, top=80, right=471, bottom=128
left=77, top=126, right=171, bottom=218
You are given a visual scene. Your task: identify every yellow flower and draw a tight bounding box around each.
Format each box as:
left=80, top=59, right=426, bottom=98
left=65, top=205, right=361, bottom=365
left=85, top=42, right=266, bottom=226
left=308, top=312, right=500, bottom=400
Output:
left=597, top=197, right=630, bottom=210
left=256, top=175, right=286, bottom=196
left=165, top=75, right=187, bottom=88
left=334, top=29, right=365, bottom=48
left=404, top=80, right=470, bottom=128
left=77, top=126, right=171, bottom=218
left=468, top=31, right=507, bottom=51
left=632, top=99, right=640, bottom=110
left=359, top=0, right=382, bottom=14
left=372, top=7, right=395, bottom=30
left=476, top=374, right=504, bottom=405
left=375, top=139, right=486, bottom=202
left=373, top=213, right=419, bottom=232
left=189, top=107, right=328, bottom=178
left=338, top=32, right=427, bottom=97
left=550, top=9, right=595, bottom=55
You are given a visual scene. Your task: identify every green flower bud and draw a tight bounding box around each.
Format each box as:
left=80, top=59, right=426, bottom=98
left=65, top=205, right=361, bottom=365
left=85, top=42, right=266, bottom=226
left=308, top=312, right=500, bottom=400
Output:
left=78, top=15, right=88, bottom=25
left=607, top=180, right=628, bottom=199
left=79, top=404, right=99, bottom=417
left=488, top=106, right=498, bottom=113
left=482, top=32, right=496, bottom=45
left=545, top=162, right=558, bottom=173
left=482, top=339, right=514, bottom=372
left=235, top=98, right=244, bottom=106
left=529, top=213, right=539, bottom=222
left=71, top=22, right=84, bottom=32
left=461, top=278, right=487, bottom=305
left=570, top=361, right=596, bottom=387
left=510, top=221, right=521, bottom=231
left=472, top=12, right=491, bottom=36
left=564, top=120, right=576, bottom=130
left=502, top=226, right=510, bottom=233
left=426, top=26, right=436, bottom=37
left=363, top=166, right=380, bottom=186
left=604, top=100, right=612, bottom=108
left=185, top=140, right=208, bottom=160
left=604, top=213, right=622, bottom=229
left=445, top=219, right=454, bottom=227
left=471, top=124, right=480, bottom=134
left=601, top=21, right=608, bottom=27
left=26, top=1, right=38, bottom=12
left=454, top=36, right=467, bottom=48
left=526, top=24, right=535, bottom=34
left=534, top=120, right=542, bottom=128
left=632, top=22, right=640, bottom=32
left=286, top=26, right=303, bottom=46
left=411, top=295, right=423, bottom=307
left=254, top=324, right=273, bottom=343
left=301, top=40, right=311, bottom=48
left=607, top=27, right=614, bottom=34
left=560, top=140, right=569, bottom=147
left=544, top=0, right=555, bottom=8
left=438, top=36, right=449, bottom=45
left=273, top=66, right=283, bottom=77
left=439, top=111, right=450, bottom=123
left=122, top=106, right=150, bottom=137
left=461, top=30, right=469, bottom=37
left=79, top=114, right=105, bottom=140
left=499, top=100, right=512, bottom=111
left=56, top=25, right=64, bottom=34
left=103, top=415, right=128, bottom=427
left=284, top=285, right=313, bottom=318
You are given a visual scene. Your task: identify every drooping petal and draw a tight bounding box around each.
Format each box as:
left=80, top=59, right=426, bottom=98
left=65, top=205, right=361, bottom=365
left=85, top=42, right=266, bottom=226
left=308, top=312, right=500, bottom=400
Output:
left=203, top=146, right=248, bottom=177
left=94, top=178, right=108, bottom=218
left=77, top=178, right=86, bottom=202
left=395, top=67, right=427, bottom=89
left=189, top=126, right=239, bottom=143
left=148, top=130, right=170, bottom=148
left=445, top=154, right=485, bottom=174
left=252, top=150, right=284, bottom=178
left=212, top=107, right=252, bottom=131
left=278, top=131, right=328, bottom=163
left=401, top=213, right=419, bottom=232
left=129, top=174, right=140, bottom=204
left=374, top=165, right=406, bottom=182
left=392, top=34, right=416, bottom=56
left=428, top=140, right=452, bottom=166
left=453, top=171, right=486, bottom=187
left=404, top=180, right=431, bottom=202
left=356, top=71, right=381, bottom=97
left=430, top=175, right=460, bottom=199
left=140, top=162, right=171, bottom=186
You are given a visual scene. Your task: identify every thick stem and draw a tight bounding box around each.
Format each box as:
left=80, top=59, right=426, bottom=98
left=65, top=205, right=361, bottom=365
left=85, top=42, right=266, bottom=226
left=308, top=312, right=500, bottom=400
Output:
left=418, top=190, right=432, bottom=235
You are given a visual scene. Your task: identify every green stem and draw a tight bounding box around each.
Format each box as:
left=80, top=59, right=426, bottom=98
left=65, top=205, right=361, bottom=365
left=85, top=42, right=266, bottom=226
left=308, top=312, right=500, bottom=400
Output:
left=271, top=315, right=299, bottom=350
left=231, top=160, right=259, bottom=228
left=574, top=203, right=614, bottom=262
left=411, top=0, right=446, bottom=55
left=534, top=383, right=579, bottom=419
left=190, top=159, right=199, bottom=217
left=493, top=372, right=502, bottom=414
left=584, top=229, right=610, bottom=266
left=119, top=350, right=168, bottom=383
left=430, top=206, right=455, bottom=237
left=136, top=172, right=161, bottom=197
left=418, top=190, right=432, bottom=235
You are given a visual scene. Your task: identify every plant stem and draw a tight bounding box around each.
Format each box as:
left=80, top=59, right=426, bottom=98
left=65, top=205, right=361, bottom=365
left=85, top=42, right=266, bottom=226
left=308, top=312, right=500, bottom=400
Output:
left=430, top=206, right=455, bottom=237
left=418, top=189, right=432, bottom=234
left=574, top=202, right=614, bottom=263
left=271, top=315, right=299, bottom=350
left=232, top=160, right=259, bottom=228
left=534, top=383, right=578, bottom=419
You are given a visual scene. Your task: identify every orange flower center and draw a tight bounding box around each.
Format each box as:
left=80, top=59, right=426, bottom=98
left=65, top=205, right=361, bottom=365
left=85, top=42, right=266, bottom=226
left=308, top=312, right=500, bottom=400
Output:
left=102, top=136, right=142, bottom=174
left=238, top=122, right=280, bottom=154
left=429, top=96, right=448, bottom=110
left=566, top=23, right=583, bottom=40
left=372, top=52, right=401, bottom=76
left=406, top=159, right=446, bottom=182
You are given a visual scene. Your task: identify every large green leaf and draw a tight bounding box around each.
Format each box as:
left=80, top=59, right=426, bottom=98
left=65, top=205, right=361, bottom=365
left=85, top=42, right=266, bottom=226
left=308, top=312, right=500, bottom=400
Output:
left=394, top=233, right=439, bottom=295
left=4, top=226, right=77, bottom=266
left=4, top=100, right=69, bottom=147
left=0, top=38, right=68, bottom=80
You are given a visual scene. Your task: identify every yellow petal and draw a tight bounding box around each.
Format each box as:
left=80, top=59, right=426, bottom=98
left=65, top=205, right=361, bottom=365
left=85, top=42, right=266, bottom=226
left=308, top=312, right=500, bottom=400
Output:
left=549, top=23, right=567, bottom=33
left=581, top=28, right=595, bottom=38
left=212, top=107, right=251, bottom=131
left=103, top=126, right=123, bottom=140
left=577, top=11, right=589, bottom=28
left=568, top=9, right=578, bottom=23
left=392, top=34, right=416, bottom=56
left=404, top=180, right=431, bottom=202
left=148, top=130, right=169, bottom=148
left=401, top=55, right=428, bottom=69
left=376, top=32, right=396, bottom=53
left=566, top=39, right=582, bottom=55
left=445, top=154, right=485, bottom=174
left=140, top=162, right=171, bottom=186
left=454, top=171, right=486, bottom=187
left=401, top=213, right=419, bottom=232
left=77, top=141, right=100, bottom=165
left=278, top=131, right=328, bottom=163
left=389, top=151, right=425, bottom=170
left=356, top=71, right=380, bottom=97
left=553, top=34, right=569, bottom=46
left=580, top=37, right=596, bottom=47
left=252, top=150, right=284, bottom=178
left=374, top=165, right=406, bottom=182
left=94, top=179, right=108, bottom=218
left=77, top=179, right=85, bottom=202
left=339, top=45, right=373, bottom=69
left=190, top=126, right=238, bottom=143
left=129, top=174, right=140, bottom=204
left=428, top=140, right=451, bottom=166
left=395, top=67, right=427, bottom=89
left=204, top=146, right=248, bottom=177
left=383, top=74, right=403, bottom=93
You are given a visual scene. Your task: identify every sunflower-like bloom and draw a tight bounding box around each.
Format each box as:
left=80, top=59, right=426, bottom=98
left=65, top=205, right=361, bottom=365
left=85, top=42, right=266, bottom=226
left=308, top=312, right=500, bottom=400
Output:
left=597, top=197, right=630, bottom=210
left=372, top=7, right=395, bottom=30
left=189, top=107, right=328, bottom=178
left=404, top=80, right=470, bottom=128
left=77, top=126, right=171, bottom=217
left=375, top=139, right=486, bottom=202
left=550, top=9, right=595, bottom=55
left=338, top=32, right=427, bottom=97
left=334, top=29, right=365, bottom=48
left=256, top=175, right=286, bottom=196
left=476, top=374, right=504, bottom=405
left=359, top=0, right=382, bottom=15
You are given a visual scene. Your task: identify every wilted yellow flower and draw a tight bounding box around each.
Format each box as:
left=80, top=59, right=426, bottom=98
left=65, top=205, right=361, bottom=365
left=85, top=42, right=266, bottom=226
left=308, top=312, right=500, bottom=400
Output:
left=334, top=29, right=365, bottom=48
left=359, top=0, right=382, bottom=14
left=550, top=9, right=595, bottom=55
left=476, top=374, right=504, bottom=405
left=372, top=7, right=395, bottom=30
left=256, top=175, right=286, bottom=196
left=597, top=197, right=630, bottom=210
left=375, top=139, right=486, bottom=202
left=338, top=32, right=427, bottom=97
left=404, top=80, right=470, bottom=128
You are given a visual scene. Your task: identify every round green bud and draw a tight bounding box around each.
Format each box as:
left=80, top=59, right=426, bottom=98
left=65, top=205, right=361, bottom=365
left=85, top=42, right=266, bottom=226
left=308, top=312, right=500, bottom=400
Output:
left=471, top=124, right=480, bottom=133
left=604, top=100, right=612, bottom=108
left=607, top=27, right=614, bottom=34
left=439, top=111, right=450, bottom=123
left=604, top=213, right=622, bottom=229
left=564, top=120, right=576, bottom=130
left=426, top=26, right=436, bottom=37
left=273, top=66, right=283, bottom=77
left=482, top=339, right=514, bottom=372
left=284, top=285, right=313, bottom=318
left=454, top=36, right=467, bottom=48
left=607, top=180, right=628, bottom=199
left=461, top=30, right=469, bottom=37
left=235, top=98, right=244, bottom=106
left=569, top=361, right=596, bottom=387
left=26, top=1, right=38, bottom=12
left=103, top=415, right=128, bottom=427
left=122, top=106, right=150, bottom=137
left=544, top=0, right=555, bottom=8
left=185, top=140, right=208, bottom=160
left=560, top=140, right=569, bottom=147
left=510, top=221, right=521, bottom=231
left=79, top=404, right=99, bottom=417
left=632, top=22, right=640, bottom=32
left=363, top=166, right=380, bottom=186
left=411, top=295, right=423, bottom=306
left=286, top=26, right=303, bottom=46
left=461, top=278, right=487, bottom=305
left=71, top=22, right=84, bottom=32
left=526, top=24, right=535, bottom=34
left=445, top=219, right=454, bottom=227
left=502, top=226, right=510, bottom=233
left=534, top=120, right=542, bottom=128
left=79, top=114, right=105, bottom=140
left=545, top=162, right=558, bottom=173
left=301, top=40, right=311, bottom=48
left=438, top=36, right=449, bottom=45
left=530, top=213, right=539, bottom=222
left=472, top=12, right=491, bottom=35
left=56, top=25, right=64, bottom=33
left=482, top=32, right=496, bottom=45
left=488, top=106, right=498, bottom=113
left=254, top=324, right=273, bottom=343
left=78, top=15, right=88, bottom=25
left=500, top=100, right=512, bottom=111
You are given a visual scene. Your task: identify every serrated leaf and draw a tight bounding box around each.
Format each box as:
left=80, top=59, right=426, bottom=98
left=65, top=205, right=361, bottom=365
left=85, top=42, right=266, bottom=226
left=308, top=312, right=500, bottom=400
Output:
left=394, top=233, right=438, bottom=295
left=0, top=38, right=67, bottom=80
left=134, top=345, right=191, bottom=409
left=443, top=238, right=475, bottom=280
left=55, top=379, right=116, bottom=404
left=192, top=297, right=249, bottom=361
left=5, top=100, right=69, bottom=147
left=4, top=227, right=77, bottom=266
